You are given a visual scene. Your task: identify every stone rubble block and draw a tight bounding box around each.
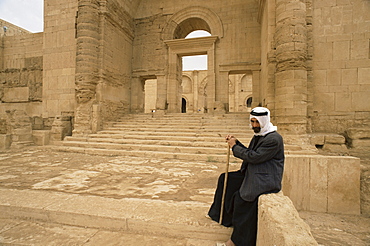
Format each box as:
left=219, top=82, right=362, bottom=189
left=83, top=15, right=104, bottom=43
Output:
left=346, top=128, right=370, bottom=140
left=32, top=130, right=51, bottom=146
left=0, top=134, right=11, bottom=149
left=352, top=139, right=370, bottom=149
left=325, top=134, right=345, bottom=144
left=257, top=192, right=318, bottom=246
left=346, top=128, right=370, bottom=149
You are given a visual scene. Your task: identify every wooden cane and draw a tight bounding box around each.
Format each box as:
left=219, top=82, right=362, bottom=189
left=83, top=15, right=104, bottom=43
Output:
left=219, top=145, right=230, bottom=224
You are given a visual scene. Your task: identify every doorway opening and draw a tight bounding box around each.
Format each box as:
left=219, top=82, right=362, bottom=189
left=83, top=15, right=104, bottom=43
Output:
left=228, top=72, right=253, bottom=112
left=182, top=30, right=210, bottom=71
left=179, top=30, right=211, bottom=113
left=182, top=98, right=187, bottom=113
left=144, top=78, right=157, bottom=113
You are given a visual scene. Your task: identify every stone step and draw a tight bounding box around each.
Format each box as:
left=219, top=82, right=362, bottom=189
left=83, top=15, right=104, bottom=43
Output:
left=59, top=113, right=317, bottom=160
left=103, top=127, right=250, bottom=135
left=107, top=124, right=250, bottom=131
left=64, top=136, right=247, bottom=148
left=0, top=189, right=231, bottom=243
left=61, top=141, right=229, bottom=155
left=82, top=134, right=249, bottom=143
left=97, top=130, right=250, bottom=139
left=54, top=144, right=314, bottom=162
left=52, top=146, right=236, bottom=162
left=10, top=141, right=35, bottom=148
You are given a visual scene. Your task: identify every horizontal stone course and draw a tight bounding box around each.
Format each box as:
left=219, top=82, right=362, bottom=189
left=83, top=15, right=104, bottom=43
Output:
left=59, top=113, right=316, bottom=162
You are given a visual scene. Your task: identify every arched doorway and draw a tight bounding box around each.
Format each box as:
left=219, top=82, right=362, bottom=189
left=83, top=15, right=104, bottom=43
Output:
left=162, top=6, right=223, bottom=113
left=246, top=97, right=253, bottom=108
left=182, top=98, right=187, bottom=113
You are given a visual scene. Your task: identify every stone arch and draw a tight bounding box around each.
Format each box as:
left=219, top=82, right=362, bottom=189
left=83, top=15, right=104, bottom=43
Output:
left=181, top=96, right=188, bottom=113
left=198, top=76, right=208, bottom=95
left=182, top=75, right=193, bottom=94
left=228, top=78, right=234, bottom=93
left=162, top=6, right=224, bottom=40
left=245, top=95, right=253, bottom=108
left=241, top=73, right=252, bottom=92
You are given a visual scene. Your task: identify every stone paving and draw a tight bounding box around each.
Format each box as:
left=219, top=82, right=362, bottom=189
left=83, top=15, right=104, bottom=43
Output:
left=0, top=146, right=369, bottom=245
left=0, top=147, right=235, bottom=245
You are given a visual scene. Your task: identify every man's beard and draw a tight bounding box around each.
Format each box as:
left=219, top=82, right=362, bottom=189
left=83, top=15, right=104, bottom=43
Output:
left=252, top=127, right=261, bottom=133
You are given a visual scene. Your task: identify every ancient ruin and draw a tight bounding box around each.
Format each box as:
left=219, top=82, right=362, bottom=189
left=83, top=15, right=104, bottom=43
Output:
left=0, top=0, right=370, bottom=244
left=1, top=0, right=369, bottom=144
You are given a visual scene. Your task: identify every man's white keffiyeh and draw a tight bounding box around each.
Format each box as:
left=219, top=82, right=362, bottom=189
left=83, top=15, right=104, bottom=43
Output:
left=249, top=107, right=277, bottom=136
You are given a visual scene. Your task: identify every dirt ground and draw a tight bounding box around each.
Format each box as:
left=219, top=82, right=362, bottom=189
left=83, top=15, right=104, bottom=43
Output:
left=0, top=146, right=369, bottom=245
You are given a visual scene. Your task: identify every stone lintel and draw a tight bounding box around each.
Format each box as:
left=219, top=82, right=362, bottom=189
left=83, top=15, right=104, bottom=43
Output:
left=164, top=36, right=218, bottom=55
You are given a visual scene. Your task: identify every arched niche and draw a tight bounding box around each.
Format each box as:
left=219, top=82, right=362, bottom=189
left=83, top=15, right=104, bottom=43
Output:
left=162, top=6, right=224, bottom=41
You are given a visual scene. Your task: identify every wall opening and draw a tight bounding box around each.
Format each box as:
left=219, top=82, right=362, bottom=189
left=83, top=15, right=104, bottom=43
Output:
left=246, top=97, right=253, bottom=108
left=182, top=98, right=187, bottom=113
left=144, top=78, right=157, bottom=113
left=182, top=30, right=211, bottom=71
left=228, top=72, right=253, bottom=112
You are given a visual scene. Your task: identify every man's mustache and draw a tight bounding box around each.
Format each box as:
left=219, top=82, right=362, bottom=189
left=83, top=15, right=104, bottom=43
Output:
left=252, top=127, right=261, bottom=133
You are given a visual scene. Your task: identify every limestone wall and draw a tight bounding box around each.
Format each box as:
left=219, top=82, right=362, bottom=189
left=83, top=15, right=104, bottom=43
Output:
left=0, top=32, right=43, bottom=117
left=42, top=0, right=77, bottom=119
left=132, top=0, right=261, bottom=109
left=97, top=0, right=133, bottom=122
left=1, top=0, right=369, bottom=140
left=310, top=0, right=370, bottom=133
left=259, top=0, right=276, bottom=114
left=0, top=19, right=31, bottom=37
left=283, top=155, right=361, bottom=215
left=0, top=25, right=44, bottom=148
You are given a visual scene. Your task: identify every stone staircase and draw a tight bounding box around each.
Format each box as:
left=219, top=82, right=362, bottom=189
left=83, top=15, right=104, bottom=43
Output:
left=56, top=113, right=316, bottom=161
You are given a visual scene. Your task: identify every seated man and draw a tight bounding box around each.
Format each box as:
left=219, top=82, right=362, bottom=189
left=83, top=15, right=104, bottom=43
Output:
left=208, top=107, right=285, bottom=246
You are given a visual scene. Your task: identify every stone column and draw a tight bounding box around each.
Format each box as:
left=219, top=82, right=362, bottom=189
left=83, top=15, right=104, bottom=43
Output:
left=207, top=44, right=216, bottom=113
left=252, top=70, right=261, bottom=108
left=166, top=52, right=181, bottom=113
left=156, top=74, right=167, bottom=112
left=193, top=71, right=199, bottom=113
left=274, top=0, right=308, bottom=133
left=130, top=76, right=144, bottom=113
left=219, top=71, right=230, bottom=111
left=74, top=0, right=100, bottom=135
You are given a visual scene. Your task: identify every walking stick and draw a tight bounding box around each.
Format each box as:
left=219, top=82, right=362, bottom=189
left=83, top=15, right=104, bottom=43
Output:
left=219, top=145, right=230, bottom=225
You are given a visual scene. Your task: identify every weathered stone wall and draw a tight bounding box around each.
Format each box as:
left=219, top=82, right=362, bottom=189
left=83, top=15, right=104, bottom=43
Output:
left=1, top=0, right=369, bottom=142
left=0, top=23, right=45, bottom=148
left=74, top=0, right=135, bottom=134
left=0, top=32, right=43, bottom=119
left=310, top=0, right=370, bottom=133
left=42, top=0, right=77, bottom=119
left=97, top=0, right=133, bottom=122
left=0, top=19, right=31, bottom=37
left=283, top=155, right=361, bottom=215
left=132, top=0, right=261, bottom=110
left=274, top=0, right=309, bottom=134
left=259, top=0, right=277, bottom=115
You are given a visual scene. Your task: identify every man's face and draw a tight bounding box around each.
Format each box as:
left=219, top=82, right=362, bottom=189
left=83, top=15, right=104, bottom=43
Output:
left=250, top=118, right=261, bottom=133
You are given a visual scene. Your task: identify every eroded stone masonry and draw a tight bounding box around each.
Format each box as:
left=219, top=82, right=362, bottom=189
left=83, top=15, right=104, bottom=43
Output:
left=0, top=1, right=370, bottom=211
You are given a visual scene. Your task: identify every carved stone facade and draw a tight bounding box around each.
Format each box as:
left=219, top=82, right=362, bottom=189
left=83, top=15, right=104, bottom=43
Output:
left=0, top=0, right=369, bottom=147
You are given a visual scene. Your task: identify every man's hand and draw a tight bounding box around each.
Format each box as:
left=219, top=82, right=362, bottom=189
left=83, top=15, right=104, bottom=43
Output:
left=225, top=134, right=237, bottom=148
